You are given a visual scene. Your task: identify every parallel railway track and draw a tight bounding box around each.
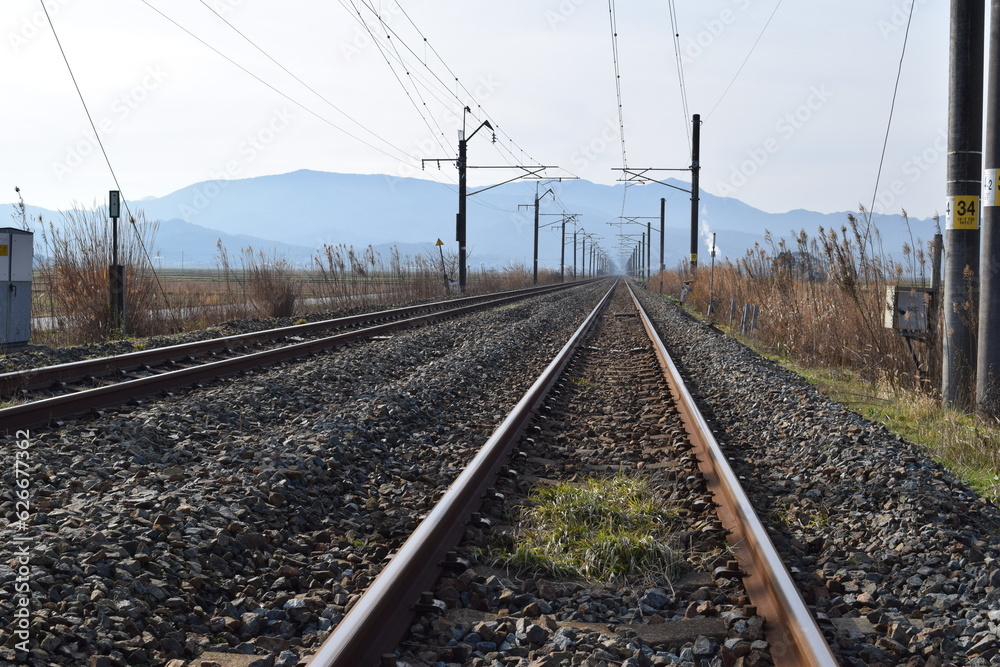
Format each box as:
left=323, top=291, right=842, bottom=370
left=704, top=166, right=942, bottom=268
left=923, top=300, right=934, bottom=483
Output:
left=306, top=280, right=837, bottom=667
left=0, top=282, right=587, bottom=434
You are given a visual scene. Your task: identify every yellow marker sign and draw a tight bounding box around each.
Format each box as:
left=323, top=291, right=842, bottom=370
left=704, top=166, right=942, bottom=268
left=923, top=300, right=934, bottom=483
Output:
left=946, top=195, right=979, bottom=230
left=690, top=253, right=698, bottom=263
left=0, top=245, right=7, bottom=257
left=435, top=238, right=444, bottom=246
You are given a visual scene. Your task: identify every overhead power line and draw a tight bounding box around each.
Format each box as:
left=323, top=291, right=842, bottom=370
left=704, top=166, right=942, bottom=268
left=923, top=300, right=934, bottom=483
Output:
left=706, top=0, right=783, bottom=119
left=667, top=0, right=691, bottom=154
left=141, top=0, right=417, bottom=167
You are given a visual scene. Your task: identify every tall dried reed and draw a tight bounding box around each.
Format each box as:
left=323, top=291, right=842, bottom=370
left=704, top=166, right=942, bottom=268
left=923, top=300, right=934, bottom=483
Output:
left=653, top=211, right=938, bottom=392
left=35, top=205, right=169, bottom=342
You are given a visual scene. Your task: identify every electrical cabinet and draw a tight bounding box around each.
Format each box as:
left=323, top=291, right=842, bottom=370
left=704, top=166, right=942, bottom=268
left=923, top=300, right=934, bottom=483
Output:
left=0, top=228, right=33, bottom=347
left=884, top=285, right=931, bottom=335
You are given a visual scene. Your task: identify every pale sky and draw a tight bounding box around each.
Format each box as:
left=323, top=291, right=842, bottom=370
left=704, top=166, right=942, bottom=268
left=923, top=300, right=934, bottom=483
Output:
left=3, top=0, right=950, bottom=221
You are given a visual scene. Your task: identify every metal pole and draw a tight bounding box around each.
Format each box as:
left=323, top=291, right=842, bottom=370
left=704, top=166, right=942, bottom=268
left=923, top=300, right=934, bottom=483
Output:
left=646, top=221, right=652, bottom=281
left=710, top=232, right=717, bottom=315
left=979, top=0, right=1000, bottom=418
left=659, top=197, right=666, bottom=273
left=581, top=235, right=587, bottom=278
left=944, top=0, right=985, bottom=409
left=690, top=113, right=701, bottom=269
left=573, top=229, right=578, bottom=280
left=457, top=132, right=468, bottom=293
left=532, top=192, right=540, bottom=285
left=560, top=219, right=566, bottom=282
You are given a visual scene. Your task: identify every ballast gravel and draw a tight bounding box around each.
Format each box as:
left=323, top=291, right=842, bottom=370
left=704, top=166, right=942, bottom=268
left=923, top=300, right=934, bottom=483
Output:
left=0, top=284, right=606, bottom=667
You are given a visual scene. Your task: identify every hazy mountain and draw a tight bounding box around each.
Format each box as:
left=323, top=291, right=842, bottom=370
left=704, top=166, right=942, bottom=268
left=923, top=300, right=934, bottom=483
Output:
left=6, top=169, right=939, bottom=269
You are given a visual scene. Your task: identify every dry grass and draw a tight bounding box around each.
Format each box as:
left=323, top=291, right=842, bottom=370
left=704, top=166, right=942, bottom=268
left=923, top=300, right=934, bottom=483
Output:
left=648, top=209, right=1000, bottom=500
left=653, top=210, right=937, bottom=392
left=34, top=205, right=173, bottom=343
left=21, top=200, right=577, bottom=346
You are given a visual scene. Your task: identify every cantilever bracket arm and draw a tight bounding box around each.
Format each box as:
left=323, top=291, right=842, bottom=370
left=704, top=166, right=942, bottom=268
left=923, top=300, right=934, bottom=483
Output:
left=468, top=168, right=548, bottom=196
left=613, top=168, right=692, bottom=194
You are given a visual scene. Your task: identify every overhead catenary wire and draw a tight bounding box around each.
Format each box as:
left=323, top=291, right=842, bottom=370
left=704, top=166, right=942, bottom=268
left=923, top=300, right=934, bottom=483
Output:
left=608, top=0, right=629, bottom=172
left=667, top=0, right=692, bottom=154
left=39, top=1, right=175, bottom=323
left=608, top=0, right=634, bottom=267
left=388, top=1, right=560, bottom=173
left=706, top=0, right=783, bottom=120
left=141, top=0, right=419, bottom=168
left=865, top=0, right=917, bottom=230
left=194, top=0, right=427, bottom=162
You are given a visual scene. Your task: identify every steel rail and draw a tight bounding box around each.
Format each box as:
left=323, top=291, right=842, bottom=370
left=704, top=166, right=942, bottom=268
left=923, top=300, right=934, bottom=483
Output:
left=0, top=282, right=601, bottom=435
left=0, top=282, right=589, bottom=400
left=306, top=282, right=617, bottom=667
left=625, top=282, right=837, bottom=667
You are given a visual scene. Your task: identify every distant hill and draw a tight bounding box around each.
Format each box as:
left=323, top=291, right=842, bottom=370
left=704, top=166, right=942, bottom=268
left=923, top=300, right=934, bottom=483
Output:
left=6, top=169, right=939, bottom=269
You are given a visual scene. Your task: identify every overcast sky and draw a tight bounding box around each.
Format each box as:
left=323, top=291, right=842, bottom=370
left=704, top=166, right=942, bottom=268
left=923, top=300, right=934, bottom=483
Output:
left=3, top=0, right=949, bottom=222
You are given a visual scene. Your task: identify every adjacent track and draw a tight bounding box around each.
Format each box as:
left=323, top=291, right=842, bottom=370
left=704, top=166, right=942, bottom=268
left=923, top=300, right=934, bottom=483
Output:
left=0, top=282, right=587, bottom=434
left=305, top=280, right=837, bottom=667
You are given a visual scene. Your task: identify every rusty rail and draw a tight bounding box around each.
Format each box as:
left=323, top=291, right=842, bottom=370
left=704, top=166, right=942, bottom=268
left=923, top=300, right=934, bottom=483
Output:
left=305, top=283, right=617, bottom=667
left=625, top=281, right=837, bottom=667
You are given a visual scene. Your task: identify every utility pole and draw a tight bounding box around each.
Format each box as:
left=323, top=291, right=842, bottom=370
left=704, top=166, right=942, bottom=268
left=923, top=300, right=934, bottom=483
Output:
left=425, top=109, right=552, bottom=293
left=690, top=113, right=701, bottom=269
left=561, top=218, right=567, bottom=282
left=646, top=221, right=652, bottom=281
left=518, top=185, right=556, bottom=285
left=659, top=197, right=666, bottom=273
left=573, top=229, right=578, bottom=280
left=943, top=0, right=985, bottom=409
left=979, top=0, right=1000, bottom=418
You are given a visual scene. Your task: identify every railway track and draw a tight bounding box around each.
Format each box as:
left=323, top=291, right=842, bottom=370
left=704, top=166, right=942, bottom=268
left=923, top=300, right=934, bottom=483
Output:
left=306, top=280, right=837, bottom=667
left=0, top=281, right=587, bottom=434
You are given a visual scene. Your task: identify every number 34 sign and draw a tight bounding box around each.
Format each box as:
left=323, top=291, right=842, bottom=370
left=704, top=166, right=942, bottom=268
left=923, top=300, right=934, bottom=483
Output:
left=946, top=195, right=979, bottom=230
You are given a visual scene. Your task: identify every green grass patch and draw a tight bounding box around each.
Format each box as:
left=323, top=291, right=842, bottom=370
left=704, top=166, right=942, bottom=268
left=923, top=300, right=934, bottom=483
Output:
left=509, top=474, right=679, bottom=583
left=757, top=351, right=1000, bottom=504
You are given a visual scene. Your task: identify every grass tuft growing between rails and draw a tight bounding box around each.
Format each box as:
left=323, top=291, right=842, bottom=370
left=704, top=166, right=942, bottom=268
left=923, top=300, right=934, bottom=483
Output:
left=510, top=474, right=680, bottom=583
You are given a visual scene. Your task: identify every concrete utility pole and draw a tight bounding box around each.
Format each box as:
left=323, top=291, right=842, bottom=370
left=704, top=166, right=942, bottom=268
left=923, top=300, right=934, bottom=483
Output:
left=978, top=0, right=1000, bottom=418
left=943, top=0, right=985, bottom=409
left=519, top=186, right=556, bottom=285
left=560, top=218, right=567, bottom=282
left=646, top=221, right=652, bottom=280
left=659, top=197, right=666, bottom=273
left=690, top=114, right=701, bottom=269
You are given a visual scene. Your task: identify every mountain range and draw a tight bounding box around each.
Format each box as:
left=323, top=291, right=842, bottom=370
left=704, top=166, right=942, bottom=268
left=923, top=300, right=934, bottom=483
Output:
left=7, top=169, right=939, bottom=270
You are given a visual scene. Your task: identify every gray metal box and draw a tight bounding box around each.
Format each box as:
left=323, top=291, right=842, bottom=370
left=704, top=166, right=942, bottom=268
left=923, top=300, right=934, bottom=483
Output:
left=0, top=227, right=33, bottom=347
left=884, top=285, right=931, bottom=333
